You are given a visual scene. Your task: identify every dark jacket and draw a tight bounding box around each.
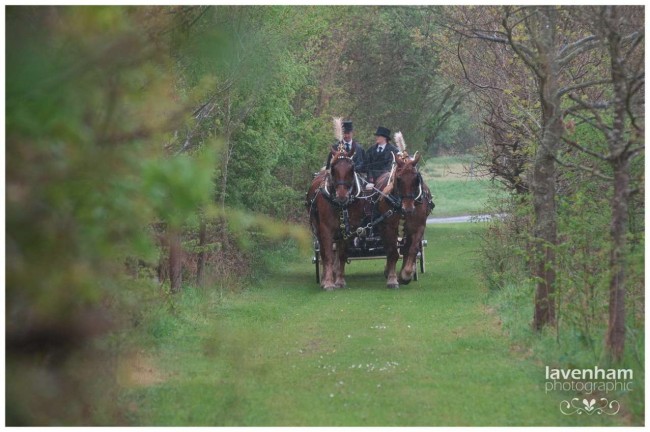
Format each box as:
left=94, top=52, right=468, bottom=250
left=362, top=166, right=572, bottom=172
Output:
left=365, top=142, right=398, bottom=182
left=325, top=140, right=365, bottom=173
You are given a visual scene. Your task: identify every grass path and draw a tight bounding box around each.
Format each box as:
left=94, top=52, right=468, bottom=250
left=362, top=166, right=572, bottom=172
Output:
left=124, top=223, right=625, bottom=426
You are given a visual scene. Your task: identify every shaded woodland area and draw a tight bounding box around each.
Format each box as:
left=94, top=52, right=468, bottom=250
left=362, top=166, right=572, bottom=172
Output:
left=6, top=6, right=644, bottom=425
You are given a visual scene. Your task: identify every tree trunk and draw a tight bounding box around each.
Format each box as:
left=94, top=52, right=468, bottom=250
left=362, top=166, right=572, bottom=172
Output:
left=606, top=158, right=629, bottom=362
left=220, top=98, right=233, bottom=211
left=220, top=145, right=232, bottom=210
left=196, top=214, right=207, bottom=287
left=169, top=228, right=183, bottom=293
left=604, top=9, right=631, bottom=362
left=531, top=8, right=562, bottom=330
left=531, top=135, right=559, bottom=330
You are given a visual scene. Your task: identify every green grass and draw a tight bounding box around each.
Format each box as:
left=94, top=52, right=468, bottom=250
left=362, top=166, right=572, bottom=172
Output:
left=118, top=224, right=633, bottom=426
left=489, top=281, right=645, bottom=423
left=421, top=155, right=505, bottom=217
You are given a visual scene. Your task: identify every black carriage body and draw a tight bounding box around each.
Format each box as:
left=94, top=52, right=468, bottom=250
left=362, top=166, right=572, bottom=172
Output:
left=312, top=232, right=427, bottom=284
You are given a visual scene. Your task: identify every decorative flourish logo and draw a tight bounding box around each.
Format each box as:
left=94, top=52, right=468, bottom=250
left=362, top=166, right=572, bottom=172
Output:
left=560, top=398, right=620, bottom=416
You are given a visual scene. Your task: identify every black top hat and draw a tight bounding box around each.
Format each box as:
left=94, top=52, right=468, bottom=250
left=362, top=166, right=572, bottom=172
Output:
left=342, top=121, right=353, bottom=132
left=374, top=126, right=391, bottom=139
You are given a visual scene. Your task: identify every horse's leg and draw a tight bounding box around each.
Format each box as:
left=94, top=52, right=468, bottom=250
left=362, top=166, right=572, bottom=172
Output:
left=382, top=216, right=400, bottom=289
left=399, top=213, right=426, bottom=284
left=334, top=241, right=347, bottom=288
left=319, top=232, right=336, bottom=291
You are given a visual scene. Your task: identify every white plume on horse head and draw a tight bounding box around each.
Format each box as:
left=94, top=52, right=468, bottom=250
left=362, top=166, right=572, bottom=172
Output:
left=332, top=117, right=343, bottom=143
left=394, top=131, right=406, bottom=153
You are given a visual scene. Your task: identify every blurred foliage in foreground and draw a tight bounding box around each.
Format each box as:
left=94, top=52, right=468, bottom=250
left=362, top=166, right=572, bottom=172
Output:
left=6, top=7, right=202, bottom=424
left=5, top=6, right=308, bottom=425
left=8, top=6, right=194, bottom=317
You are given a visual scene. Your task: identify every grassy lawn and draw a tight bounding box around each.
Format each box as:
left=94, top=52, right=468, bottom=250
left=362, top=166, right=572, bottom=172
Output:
left=118, top=224, right=630, bottom=426
left=421, top=155, right=505, bottom=217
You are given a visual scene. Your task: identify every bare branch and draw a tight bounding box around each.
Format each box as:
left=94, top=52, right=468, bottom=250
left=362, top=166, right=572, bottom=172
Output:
left=436, top=19, right=508, bottom=43
left=557, top=78, right=611, bottom=98
left=627, top=145, right=645, bottom=160
left=623, top=31, right=644, bottom=59
left=467, top=30, right=509, bottom=44
left=456, top=36, right=505, bottom=91
left=558, top=39, right=601, bottom=67
left=561, top=136, right=609, bottom=161
left=626, top=73, right=645, bottom=132
left=553, top=155, right=613, bottom=181
left=442, top=18, right=539, bottom=63
left=568, top=93, right=610, bottom=132
left=557, top=35, right=598, bottom=58
left=567, top=111, right=613, bottom=135
left=564, top=101, right=610, bottom=115
left=501, top=13, right=542, bottom=78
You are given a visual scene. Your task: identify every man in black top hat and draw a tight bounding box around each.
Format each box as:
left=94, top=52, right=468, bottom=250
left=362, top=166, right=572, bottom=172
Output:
left=365, top=126, right=398, bottom=184
left=325, top=120, right=365, bottom=172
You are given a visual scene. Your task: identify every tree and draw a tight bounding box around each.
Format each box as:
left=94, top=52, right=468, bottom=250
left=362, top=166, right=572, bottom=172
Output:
left=437, top=6, right=537, bottom=192
left=564, top=6, right=644, bottom=362
left=502, top=7, right=565, bottom=330
left=447, top=6, right=606, bottom=330
left=325, top=7, right=465, bottom=155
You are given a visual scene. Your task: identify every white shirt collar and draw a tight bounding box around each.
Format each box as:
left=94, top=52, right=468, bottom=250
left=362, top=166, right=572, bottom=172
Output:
left=378, top=144, right=386, bottom=151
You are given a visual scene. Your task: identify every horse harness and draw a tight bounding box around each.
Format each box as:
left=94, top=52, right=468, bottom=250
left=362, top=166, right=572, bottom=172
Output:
left=309, top=154, right=380, bottom=241
left=387, top=171, right=435, bottom=215
left=309, top=159, right=433, bottom=242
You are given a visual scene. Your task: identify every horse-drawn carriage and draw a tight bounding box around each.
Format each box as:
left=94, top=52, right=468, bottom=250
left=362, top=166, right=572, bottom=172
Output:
left=306, top=122, right=434, bottom=290
left=311, top=230, right=427, bottom=284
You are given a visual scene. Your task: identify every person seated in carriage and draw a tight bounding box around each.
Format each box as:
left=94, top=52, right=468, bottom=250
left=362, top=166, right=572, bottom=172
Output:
left=364, top=126, right=399, bottom=185
left=325, top=120, right=365, bottom=173
left=360, top=126, right=400, bottom=234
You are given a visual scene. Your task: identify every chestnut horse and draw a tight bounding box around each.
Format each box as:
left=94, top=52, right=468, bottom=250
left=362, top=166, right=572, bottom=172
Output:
left=375, top=153, right=434, bottom=288
left=306, top=147, right=364, bottom=290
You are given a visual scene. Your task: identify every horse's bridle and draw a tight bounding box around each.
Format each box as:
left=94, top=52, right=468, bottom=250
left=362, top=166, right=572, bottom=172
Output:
left=323, top=155, right=362, bottom=202
left=392, top=171, right=423, bottom=202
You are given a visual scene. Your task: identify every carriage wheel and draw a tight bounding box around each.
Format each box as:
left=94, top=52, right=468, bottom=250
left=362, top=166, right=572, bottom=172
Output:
left=313, top=240, right=321, bottom=284
left=420, top=241, right=426, bottom=274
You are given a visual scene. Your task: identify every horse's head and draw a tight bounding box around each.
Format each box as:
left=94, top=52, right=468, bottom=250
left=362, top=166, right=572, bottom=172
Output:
left=393, top=152, right=423, bottom=215
left=328, top=146, right=357, bottom=205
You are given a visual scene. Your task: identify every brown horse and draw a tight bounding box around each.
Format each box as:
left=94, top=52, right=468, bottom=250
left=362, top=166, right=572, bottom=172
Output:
left=306, top=147, right=364, bottom=290
left=375, top=152, right=434, bottom=288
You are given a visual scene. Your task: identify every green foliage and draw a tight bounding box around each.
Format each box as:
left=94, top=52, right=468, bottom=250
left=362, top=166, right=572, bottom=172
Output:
left=325, top=7, right=470, bottom=154
left=141, top=146, right=219, bottom=228
left=7, top=7, right=176, bottom=323
left=489, top=279, right=644, bottom=422
left=428, top=108, right=482, bottom=155
left=167, top=6, right=479, bottom=221
left=5, top=7, right=305, bottom=425
left=213, top=207, right=310, bottom=253
left=482, top=120, right=644, bottom=422
left=477, top=202, right=533, bottom=291
left=170, top=6, right=322, bottom=218
left=555, top=182, right=610, bottom=353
